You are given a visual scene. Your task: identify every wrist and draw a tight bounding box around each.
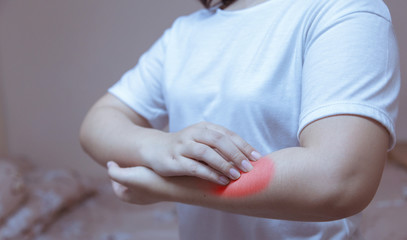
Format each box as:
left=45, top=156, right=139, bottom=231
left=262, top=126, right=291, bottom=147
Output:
left=136, top=128, right=168, bottom=168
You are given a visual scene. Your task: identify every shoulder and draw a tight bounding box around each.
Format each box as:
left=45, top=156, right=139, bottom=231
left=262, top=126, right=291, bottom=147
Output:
left=311, top=0, right=392, bottom=22
left=159, top=8, right=217, bottom=51
left=170, top=9, right=215, bottom=33
left=301, top=0, right=394, bottom=45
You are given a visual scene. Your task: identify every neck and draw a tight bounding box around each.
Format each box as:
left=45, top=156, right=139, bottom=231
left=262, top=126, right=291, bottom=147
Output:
left=223, top=0, right=267, bottom=11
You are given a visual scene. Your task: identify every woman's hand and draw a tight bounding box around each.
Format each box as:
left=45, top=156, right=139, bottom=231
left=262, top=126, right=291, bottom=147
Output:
left=108, top=116, right=390, bottom=221
left=144, top=122, right=261, bottom=185
left=107, top=161, right=217, bottom=205
left=109, top=162, right=166, bottom=205
left=80, top=94, right=260, bottom=185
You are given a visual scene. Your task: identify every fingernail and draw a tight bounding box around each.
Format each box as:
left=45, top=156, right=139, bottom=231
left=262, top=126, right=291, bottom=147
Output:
left=218, top=176, right=230, bottom=185
left=229, top=168, right=241, bottom=180
left=251, top=151, right=262, bottom=161
left=107, top=161, right=114, bottom=168
left=241, top=160, right=253, bottom=172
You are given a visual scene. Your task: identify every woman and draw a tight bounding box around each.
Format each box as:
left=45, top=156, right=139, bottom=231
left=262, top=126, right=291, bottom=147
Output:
left=80, top=0, right=400, bottom=239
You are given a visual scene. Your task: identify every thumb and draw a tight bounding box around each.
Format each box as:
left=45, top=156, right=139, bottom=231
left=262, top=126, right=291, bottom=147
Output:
left=107, top=161, right=129, bottom=184
left=107, top=161, right=119, bottom=169
left=107, top=161, right=145, bottom=187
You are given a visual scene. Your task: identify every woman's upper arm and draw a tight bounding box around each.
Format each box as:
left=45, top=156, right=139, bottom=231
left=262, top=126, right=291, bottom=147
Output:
left=300, top=4, right=400, bottom=150
left=92, top=93, right=152, bottom=128
left=299, top=115, right=389, bottom=212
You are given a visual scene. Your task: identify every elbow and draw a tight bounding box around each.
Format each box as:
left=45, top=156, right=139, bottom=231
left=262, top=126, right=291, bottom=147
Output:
left=324, top=189, right=373, bottom=220
left=79, top=121, right=106, bottom=167
left=79, top=120, right=92, bottom=155
left=319, top=170, right=381, bottom=220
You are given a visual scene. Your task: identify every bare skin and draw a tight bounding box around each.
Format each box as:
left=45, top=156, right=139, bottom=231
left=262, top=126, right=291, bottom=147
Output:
left=80, top=0, right=391, bottom=221
left=80, top=94, right=259, bottom=185
left=107, top=114, right=388, bottom=221
left=80, top=92, right=389, bottom=221
left=212, top=156, right=275, bottom=197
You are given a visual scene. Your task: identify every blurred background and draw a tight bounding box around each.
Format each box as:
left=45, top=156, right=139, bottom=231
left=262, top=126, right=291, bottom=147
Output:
left=0, top=0, right=405, bottom=177
left=0, top=0, right=406, bottom=239
left=0, top=0, right=202, bottom=177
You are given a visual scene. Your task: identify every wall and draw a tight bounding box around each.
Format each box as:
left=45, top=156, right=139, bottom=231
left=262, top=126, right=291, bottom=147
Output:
left=0, top=0, right=200, bottom=177
left=0, top=77, right=7, bottom=157
left=0, top=0, right=405, bottom=177
left=387, top=0, right=407, bottom=140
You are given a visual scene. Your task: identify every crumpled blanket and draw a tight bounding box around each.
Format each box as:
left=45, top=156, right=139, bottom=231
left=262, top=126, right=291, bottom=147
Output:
left=0, top=160, right=27, bottom=224
left=0, top=159, right=96, bottom=240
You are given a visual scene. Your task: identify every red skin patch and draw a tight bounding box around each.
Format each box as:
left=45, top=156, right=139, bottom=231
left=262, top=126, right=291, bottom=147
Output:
left=214, top=157, right=275, bottom=197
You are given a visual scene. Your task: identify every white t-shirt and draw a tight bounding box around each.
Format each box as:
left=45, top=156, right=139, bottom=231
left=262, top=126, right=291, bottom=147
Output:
left=108, top=0, right=400, bottom=239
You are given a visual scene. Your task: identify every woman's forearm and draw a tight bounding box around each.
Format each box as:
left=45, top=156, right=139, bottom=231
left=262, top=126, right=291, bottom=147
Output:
left=79, top=97, right=163, bottom=168
left=154, top=149, right=366, bottom=221
left=80, top=94, right=260, bottom=185
left=108, top=115, right=388, bottom=221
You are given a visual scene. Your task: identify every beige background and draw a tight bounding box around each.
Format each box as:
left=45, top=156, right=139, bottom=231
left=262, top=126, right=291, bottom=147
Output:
left=0, top=0, right=405, bottom=177
left=0, top=79, right=6, bottom=157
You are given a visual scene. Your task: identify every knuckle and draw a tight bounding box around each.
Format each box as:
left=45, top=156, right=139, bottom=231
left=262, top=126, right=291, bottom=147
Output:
left=187, top=163, right=200, bottom=175
left=242, top=144, right=253, bottom=155
left=155, top=157, right=178, bottom=176
left=210, top=131, right=224, bottom=143
left=231, top=151, right=244, bottom=162
left=228, top=132, right=242, bottom=143
left=176, top=138, right=184, bottom=145
left=219, top=126, right=232, bottom=136
left=172, top=135, right=185, bottom=146
left=230, top=136, right=253, bottom=156
left=228, top=134, right=241, bottom=145
left=194, top=145, right=209, bottom=157
left=161, top=155, right=177, bottom=167
left=184, top=129, right=199, bottom=141
left=208, top=171, right=221, bottom=183
left=180, top=127, right=193, bottom=137
left=219, top=161, right=234, bottom=172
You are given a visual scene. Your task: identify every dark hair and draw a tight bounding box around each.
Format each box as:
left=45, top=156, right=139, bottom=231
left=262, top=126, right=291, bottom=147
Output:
left=199, top=0, right=237, bottom=9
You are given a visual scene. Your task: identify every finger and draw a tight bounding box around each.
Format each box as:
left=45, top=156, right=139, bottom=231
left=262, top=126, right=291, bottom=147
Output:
left=182, top=142, right=241, bottom=181
left=111, top=180, right=152, bottom=204
left=173, top=156, right=231, bottom=185
left=206, top=123, right=262, bottom=161
left=111, top=180, right=132, bottom=202
left=193, top=127, right=254, bottom=173
left=107, top=161, right=147, bottom=187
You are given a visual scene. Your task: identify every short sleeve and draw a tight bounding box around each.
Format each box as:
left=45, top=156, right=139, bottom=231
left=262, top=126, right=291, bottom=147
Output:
left=108, top=29, right=171, bottom=130
left=299, top=6, right=400, bottom=149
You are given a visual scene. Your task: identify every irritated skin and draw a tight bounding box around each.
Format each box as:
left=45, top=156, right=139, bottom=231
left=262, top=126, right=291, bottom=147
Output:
left=214, top=157, right=275, bottom=197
